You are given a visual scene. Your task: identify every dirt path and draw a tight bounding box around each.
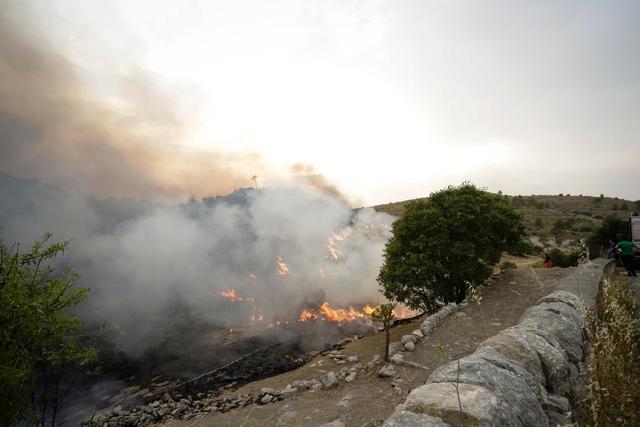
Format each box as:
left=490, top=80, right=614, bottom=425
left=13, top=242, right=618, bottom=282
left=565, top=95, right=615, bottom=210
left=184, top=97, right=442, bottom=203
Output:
left=165, top=267, right=572, bottom=427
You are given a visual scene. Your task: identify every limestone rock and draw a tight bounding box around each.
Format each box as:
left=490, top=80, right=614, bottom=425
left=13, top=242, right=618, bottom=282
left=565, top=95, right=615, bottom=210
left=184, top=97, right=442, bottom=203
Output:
left=427, top=355, right=548, bottom=426
left=382, top=410, right=450, bottom=427
left=319, top=421, right=345, bottom=427
left=344, top=372, right=357, bottom=383
left=390, top=353, right=404, bottom=365
left=404, top=341, right=416, bottom=352
left=280, top=386, right=299, bottom=396
left=378, top=364, right=397, bottom=378
left=320, top=371, right=338, bottom=388
left=537, top=291, right=582, bottom=310
left=401, top=382, right=504, bottom=425
left=479, top=329, right=545, bottom=385
left=412, top=329, right=424, bottom=338
left=292, top=380, right=312, bottom=390
left=401, top=334, right=418, bottom=345
left=500, top=327, right=573, bottom=396
left=519, top=303, right=584, bottom=363
left=548, top=394, right=570, bottom=414
left=347, top=355, right=359, bottom=363
left=470, top=346, right=548, bottom=406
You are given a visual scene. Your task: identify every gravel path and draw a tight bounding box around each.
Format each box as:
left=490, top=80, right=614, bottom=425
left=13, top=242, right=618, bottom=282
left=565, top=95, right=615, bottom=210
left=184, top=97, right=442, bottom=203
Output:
left=165, top=266, right=572, bottom=427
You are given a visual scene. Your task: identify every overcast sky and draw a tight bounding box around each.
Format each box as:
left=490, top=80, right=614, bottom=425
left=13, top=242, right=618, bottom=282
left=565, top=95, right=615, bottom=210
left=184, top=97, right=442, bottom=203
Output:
left=1, top=0, right=638, bottom=205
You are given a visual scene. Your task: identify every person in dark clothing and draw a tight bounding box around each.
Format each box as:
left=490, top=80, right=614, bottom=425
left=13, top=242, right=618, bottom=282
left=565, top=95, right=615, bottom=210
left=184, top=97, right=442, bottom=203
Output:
left=616, top=239, right=638, bottom=277
left=607, top=239, right=617, bottom=259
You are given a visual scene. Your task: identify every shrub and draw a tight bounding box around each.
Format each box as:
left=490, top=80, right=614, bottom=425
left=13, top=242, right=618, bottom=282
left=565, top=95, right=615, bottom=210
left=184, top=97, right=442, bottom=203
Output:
left=378, top=183, right=524, bottom=313
left=500, top=261, right=517, bottom=271
left=0, top=234, right=94, bottom=426
left=508, top=239, right=541, bottom=256
left=586, top=276, right=640, bottom=425
left=548, top=248, right=582, bottom=267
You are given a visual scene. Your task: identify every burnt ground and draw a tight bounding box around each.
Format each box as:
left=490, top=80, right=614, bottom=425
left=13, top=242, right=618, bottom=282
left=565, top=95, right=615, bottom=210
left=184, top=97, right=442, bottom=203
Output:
left=165, top=265, right=572, bottom=427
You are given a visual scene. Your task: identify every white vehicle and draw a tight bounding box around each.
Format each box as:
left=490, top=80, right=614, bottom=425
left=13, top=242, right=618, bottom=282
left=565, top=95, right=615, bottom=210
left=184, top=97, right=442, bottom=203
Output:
left=631, top=214, right=640, bottom=242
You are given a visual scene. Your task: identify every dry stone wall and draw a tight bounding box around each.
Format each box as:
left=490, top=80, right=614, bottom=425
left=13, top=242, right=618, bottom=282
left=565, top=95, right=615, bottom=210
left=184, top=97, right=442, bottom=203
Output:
left=383, top=290, right=586, bottom=427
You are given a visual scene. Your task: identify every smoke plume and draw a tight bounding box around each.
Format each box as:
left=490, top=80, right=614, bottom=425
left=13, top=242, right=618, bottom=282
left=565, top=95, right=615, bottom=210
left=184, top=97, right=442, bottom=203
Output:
left=0, top=1, right=270, bottom=200
left=0, top=173, right=394, bottom=356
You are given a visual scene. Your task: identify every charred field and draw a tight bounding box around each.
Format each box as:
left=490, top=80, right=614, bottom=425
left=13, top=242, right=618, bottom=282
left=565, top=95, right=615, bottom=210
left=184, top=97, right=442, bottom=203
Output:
left=63, top=305, right=386, bottom=425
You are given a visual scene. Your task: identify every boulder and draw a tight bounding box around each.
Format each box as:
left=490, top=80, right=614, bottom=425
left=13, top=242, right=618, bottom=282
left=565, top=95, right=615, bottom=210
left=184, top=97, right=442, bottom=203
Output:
left=427, top=355, right=548, bottom=426
left=390, top=353, right=404, bottom=365
left=537, top=291, right=582, bottom=310
left=344, top=372, right=357, bottom=383
left=470, top=346, right=548, bottom=407
left=412, top=329, right=424, bottom=338
left=347, top=355, right=359, bottom=363
left=382, top=410, right=450, bottom=427
left=400, top=382, right=505, bottom=426
left=378, top=364, right=397, bottom=378
left=260, top=387, right=276, bottom=395
left=319, top=421, right=345, bottom=427
left=502, top=326, right=573, bottom=396
left=404, top=341, right=416, bottom=352
left=320, top=371, right=338, bottom=388
left=291, top=380, right=311, bottom=390
left=401, top=334, right=418, bottom=345
left=279, top=386, right=298, bottom=396
left=547, top=394, right=570, bottom=414
left=478, top=331, right=545, bottom=385
left=519, top=303, right=584, bottom=363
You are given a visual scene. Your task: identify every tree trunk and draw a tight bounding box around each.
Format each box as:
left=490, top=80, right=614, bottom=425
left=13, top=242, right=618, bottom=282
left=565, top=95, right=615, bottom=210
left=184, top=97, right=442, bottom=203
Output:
left=384, top=325, right=390, bottom=361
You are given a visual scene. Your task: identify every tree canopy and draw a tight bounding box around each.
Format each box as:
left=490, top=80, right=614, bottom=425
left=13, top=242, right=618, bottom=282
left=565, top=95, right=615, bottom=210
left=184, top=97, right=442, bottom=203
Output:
left=0, top=233, right=94, bottom=426
left=378, top=183, right=525, bottom=313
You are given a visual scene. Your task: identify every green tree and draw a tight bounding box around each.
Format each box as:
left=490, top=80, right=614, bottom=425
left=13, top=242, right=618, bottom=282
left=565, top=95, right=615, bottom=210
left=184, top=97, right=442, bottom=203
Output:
left=587, top=215, right=626, bottom=257
left=378, top=183, right=524, bottom=313
left=370, top=303, right=396, bottom=362
left=0, top=234, right=94, bottom=426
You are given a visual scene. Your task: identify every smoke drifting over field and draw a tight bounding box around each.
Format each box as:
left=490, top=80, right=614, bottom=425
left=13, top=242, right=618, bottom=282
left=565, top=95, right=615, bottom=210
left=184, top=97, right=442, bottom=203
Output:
left=0, top=2, right=394, bottom=356
left=0, top=1, right=271, bottom=200
left=0, top=173, right=393, bottom=356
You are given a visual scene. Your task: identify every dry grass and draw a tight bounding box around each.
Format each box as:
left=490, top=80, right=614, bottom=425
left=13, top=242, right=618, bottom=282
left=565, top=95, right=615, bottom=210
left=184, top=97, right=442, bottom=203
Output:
left=585, top=274, right=640, bottom=425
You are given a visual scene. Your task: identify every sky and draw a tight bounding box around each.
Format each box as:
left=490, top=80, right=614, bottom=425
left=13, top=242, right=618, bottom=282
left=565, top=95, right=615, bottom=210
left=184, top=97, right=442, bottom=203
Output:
left=1, top=0, right=639, bottom=205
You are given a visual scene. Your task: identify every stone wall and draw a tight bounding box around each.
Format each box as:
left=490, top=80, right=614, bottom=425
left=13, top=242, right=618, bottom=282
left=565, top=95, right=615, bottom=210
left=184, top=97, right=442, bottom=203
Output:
left=383, top=261, right=613, bottom=427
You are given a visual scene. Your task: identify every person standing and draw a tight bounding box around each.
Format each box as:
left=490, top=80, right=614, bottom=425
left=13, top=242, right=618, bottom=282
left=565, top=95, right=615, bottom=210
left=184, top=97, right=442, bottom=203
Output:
left=543, top=252, right=553, bottom=268
left=616, top=238, right=638, bottom=277
left=607, top=239, right=617, bottom=259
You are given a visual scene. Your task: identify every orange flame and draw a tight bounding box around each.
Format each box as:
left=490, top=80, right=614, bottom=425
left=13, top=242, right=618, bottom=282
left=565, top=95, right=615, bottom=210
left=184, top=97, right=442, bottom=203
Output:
left=249, top=313, right=264, bottom=322
left=276, top=256, right=289, bottom=276
left=218, top=288, right=254, bottom=302
left=297, top=302, right=419, bottom=323
left=297, top=302, right=373, bottom=322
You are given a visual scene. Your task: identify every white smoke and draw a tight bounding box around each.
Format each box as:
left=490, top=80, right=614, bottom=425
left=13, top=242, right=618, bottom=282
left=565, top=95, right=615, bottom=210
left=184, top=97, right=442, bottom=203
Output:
left=0, top=175, right=394, bottom=356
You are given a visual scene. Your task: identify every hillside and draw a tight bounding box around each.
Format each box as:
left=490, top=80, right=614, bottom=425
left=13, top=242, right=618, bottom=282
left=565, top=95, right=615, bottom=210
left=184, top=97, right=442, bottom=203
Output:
left=374, top=193, right=639, bottom=242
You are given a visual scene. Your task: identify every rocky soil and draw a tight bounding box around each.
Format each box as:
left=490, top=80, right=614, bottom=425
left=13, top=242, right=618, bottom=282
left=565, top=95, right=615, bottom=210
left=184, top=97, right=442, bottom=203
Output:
left=134, top=266, right=571, bottom=427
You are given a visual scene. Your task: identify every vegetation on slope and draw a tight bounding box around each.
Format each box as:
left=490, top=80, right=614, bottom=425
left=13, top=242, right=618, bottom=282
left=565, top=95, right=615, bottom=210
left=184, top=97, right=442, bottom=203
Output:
left=375, top=193, right=639, bottom=244
left=586, top=275, right=640, bottom=425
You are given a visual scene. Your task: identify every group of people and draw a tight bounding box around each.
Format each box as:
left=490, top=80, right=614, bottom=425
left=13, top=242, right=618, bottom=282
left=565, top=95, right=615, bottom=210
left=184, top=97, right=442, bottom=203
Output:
left=608, top=238, right=639, bottom=277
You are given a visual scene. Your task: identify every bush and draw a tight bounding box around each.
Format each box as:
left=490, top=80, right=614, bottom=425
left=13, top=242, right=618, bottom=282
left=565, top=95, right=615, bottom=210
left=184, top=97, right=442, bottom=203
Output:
left=500, top=261, right=517, bottom=271
left=378, top=183, right=525, bottom=313
left=548, top=248, right=582, bottom=267
left=508, top=239, right=541, bottom=256
left=587, top=215, right=624, bottom=257
left=586, top=276, right=640, bottom=425
left=0, top=234, right=94, bottom=426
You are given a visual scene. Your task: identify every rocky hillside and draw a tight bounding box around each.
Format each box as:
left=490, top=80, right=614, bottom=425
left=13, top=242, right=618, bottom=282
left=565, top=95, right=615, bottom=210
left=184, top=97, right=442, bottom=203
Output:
left=374, top=193, right=639, bottom=242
